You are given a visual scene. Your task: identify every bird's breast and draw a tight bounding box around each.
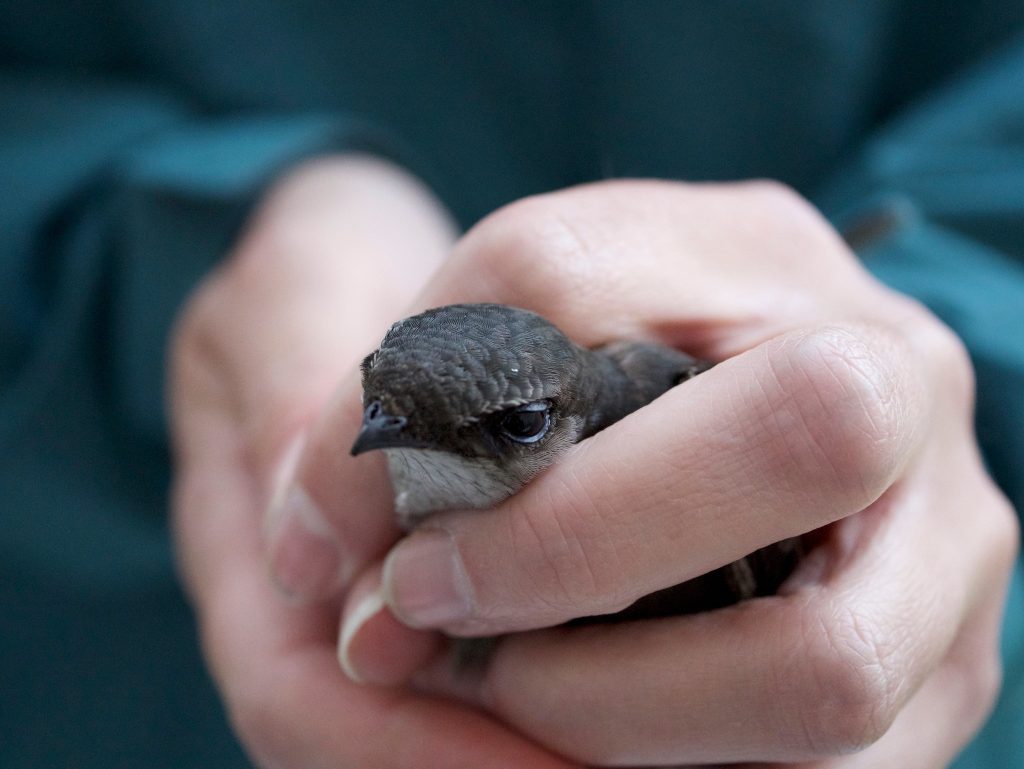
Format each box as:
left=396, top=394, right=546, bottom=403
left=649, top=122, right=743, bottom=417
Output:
left=382, top=448, right=522, bottom=529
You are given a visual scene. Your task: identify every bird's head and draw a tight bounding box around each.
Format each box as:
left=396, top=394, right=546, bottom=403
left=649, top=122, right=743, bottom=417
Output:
left=352, top=304, right=591, bottom=522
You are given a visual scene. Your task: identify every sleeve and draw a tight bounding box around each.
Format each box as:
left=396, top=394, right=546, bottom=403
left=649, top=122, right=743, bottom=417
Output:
left=0, top=69, right=401, bottom=443
left=815, top=36, right=1024, bottom=769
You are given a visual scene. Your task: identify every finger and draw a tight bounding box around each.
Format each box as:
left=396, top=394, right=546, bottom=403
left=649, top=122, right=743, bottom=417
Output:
left=263, top=373, right=399, bottom=600
left=172, top=420, right=579, bottom=769
left=338, top=563, right=444, bottom=686
left=429, top=453, right=1015, bottom=767
left=382, top=322, right=927, bottom=635
left=758, top=543, right=1012, bottom=769
left=422, top=179, right=882, bottom=356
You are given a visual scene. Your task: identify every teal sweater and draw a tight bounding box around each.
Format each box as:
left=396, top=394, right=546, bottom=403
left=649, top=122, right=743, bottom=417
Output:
left=2, top=3, right=1022, bottom=767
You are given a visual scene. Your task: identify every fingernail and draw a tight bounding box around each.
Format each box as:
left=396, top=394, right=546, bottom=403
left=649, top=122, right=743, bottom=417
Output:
left=338, top=584, right=385, bottom=684
left=383, top=530, right=472, bottom=628
left=267, top=484, right=348, bottom=600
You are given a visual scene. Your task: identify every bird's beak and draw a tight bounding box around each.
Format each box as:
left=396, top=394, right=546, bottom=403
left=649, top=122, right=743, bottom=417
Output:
left=350, top=400, right=428, bottom=455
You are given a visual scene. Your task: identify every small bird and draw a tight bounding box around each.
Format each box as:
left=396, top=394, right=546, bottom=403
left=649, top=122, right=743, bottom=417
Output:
left=353, top=303, right=800, bottom=622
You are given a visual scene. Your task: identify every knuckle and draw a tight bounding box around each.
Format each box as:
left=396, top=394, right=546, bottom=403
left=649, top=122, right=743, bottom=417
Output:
left=740, top=179, right=828, bottom=231
left=899, top=303, right=976, bottom=411
left=981, top=484, right=1021, bottom=578
left=733, top=179, right=858, bottom=273
left=168, top=268, right=230, bottom=372
left=166, top=274, right=230, bottom=417
left=788, top=602, right=901, bottom=754
left=455, top=193, right=600, bottom=312
left=168, top=283, right=210, bottom=369
left=1000, top=494, right=1022, bottom=564
left=223, top=682, right=292, bottom=769
left=741, top=178, right=808, bottom=209
left=963, top=655, right=1004, bottom=728
left=943, top=622, right=1005, bottom=742
left=767, top=326, right=914, bottom=512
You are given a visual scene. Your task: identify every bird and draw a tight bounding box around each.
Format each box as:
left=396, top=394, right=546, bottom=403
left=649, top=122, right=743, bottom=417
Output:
left=352, top=303, right=801, bottom=626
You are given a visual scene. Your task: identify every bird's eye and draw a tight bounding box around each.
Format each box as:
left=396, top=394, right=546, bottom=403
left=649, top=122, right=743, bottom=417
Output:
left=498, top=402, right=550, bottom=444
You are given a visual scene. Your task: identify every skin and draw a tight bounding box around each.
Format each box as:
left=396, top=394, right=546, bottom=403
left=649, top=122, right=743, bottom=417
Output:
left=170, top=159, right=1019, bottom=768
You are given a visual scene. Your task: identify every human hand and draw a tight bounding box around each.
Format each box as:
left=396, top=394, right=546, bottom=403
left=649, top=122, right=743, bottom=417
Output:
left=271, top=180, right=1019, bottom=767
left=169, top=156, right=582, bottom=769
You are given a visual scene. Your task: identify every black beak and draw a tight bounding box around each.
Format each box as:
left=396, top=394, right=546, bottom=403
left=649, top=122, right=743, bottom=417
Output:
left=350, top=400, right=425, bottom=455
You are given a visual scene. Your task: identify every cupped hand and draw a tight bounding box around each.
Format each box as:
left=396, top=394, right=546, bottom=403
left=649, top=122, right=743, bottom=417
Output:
left=169, top=155, right=581, bottom=769
left=271, top=180, right=1019, bottom=768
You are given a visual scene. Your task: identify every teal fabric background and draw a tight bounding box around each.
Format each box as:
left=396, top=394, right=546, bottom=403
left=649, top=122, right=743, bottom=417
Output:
left=2, top=3, right=1022, bottom=767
